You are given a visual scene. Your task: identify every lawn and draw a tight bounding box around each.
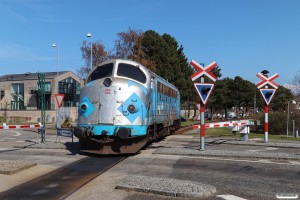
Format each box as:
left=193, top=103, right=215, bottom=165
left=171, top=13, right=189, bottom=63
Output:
left=182, top=122, right=300, bottom=142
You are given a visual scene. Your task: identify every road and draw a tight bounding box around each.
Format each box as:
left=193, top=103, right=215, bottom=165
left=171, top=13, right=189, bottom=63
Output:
left=0, top=129, right=299, bottom=199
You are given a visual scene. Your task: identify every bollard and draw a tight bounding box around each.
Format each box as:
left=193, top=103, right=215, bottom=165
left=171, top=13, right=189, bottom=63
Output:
left=240, top=133, right=248, bottom=141
left=294, top=130, right=299, bottom=138
left=240, top=125, right=250, bottom=141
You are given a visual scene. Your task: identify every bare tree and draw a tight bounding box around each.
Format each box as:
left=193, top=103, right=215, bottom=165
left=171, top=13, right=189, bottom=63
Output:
left=115, top=28, right=156, bottom=71
left=115, top=27, right=143, bottom=59
left=78, top=40, right=110, bottom=80
left=292, top=70, right=300, bottom=97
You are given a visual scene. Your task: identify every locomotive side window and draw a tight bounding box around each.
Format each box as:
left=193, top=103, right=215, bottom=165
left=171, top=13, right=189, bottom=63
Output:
left=157, top=82, right=178, bottom=98
left=88, top=63, right=114, bottom=82
left=117, top=63, right=147, bottom=84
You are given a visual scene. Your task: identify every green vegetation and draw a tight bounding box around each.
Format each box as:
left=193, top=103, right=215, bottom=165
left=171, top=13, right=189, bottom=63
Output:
left=188, top=127, right=300, bottom=141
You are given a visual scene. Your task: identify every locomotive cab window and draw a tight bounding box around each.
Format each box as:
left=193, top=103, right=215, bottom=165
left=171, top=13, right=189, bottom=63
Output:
left=88, top=63, right=114, bottom=82
left=117, top=63, right=146, bottom=84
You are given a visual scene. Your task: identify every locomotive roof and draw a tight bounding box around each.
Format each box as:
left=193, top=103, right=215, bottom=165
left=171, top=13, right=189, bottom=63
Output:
left=92, top=59, right=178, bottom=91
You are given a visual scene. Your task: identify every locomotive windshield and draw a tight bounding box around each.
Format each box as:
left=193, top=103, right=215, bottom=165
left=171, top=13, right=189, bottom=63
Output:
left=117, top=63, right=146, bottom=84
left=88, top=63, right=113, bottom=82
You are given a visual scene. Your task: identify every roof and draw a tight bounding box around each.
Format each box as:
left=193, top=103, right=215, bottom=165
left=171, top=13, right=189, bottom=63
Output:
left=0, top=71, right=69, bottom=82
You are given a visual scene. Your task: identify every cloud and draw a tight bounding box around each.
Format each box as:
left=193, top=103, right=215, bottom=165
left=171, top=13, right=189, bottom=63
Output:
left=0, top=43, right=52, bottom=61
left=0, top=0, right=62, bottom=23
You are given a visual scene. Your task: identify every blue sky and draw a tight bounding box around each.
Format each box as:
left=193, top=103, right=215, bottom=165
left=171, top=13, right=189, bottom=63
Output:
left=0, top=0, right=299, bottom=86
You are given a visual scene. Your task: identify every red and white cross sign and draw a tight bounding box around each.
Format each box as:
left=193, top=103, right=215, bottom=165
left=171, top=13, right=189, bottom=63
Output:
left=190, top=60, right=217, bottom=82
left=256, top=72, right=279, bottom=89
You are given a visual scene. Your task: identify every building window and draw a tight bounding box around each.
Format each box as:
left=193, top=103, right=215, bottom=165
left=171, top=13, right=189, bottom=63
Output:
left=11, top=83, right=24, bottom=110
left=0, top=90, right=4, bottom=100
left=58, top=77, right=81, bottom=107
left=45, top=82, right=52, bottom=93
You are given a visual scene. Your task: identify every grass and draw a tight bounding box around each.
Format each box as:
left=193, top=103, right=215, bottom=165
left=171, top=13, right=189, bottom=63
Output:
left=181, top=120, right=194, bottom=127
left=184, top=126, right=300, bottom=142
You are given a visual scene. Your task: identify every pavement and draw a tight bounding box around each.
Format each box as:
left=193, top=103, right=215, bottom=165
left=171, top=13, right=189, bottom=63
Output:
left=0, top=128, right=299, bottom=199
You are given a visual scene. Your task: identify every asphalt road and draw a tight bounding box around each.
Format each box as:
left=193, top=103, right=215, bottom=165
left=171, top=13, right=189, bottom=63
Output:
left=0, top=129, right=299, bottom=200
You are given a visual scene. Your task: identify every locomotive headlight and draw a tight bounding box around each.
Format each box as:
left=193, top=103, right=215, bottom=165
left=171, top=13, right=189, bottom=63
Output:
left=128, top=104, right=135, bottom=113
left=80, top=103, right=88, bottom=111
left=103, top=77, right=112, bottom=87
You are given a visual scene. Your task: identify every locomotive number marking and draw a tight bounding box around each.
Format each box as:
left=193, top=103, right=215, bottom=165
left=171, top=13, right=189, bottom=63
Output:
left=105, top=89, right=111, bottom=94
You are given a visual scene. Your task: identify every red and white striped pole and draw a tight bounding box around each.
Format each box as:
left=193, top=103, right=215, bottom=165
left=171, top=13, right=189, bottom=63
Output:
left=200, top=76, right=205, bottom=150
left=200, top=102, right=205, bottom=150
left=264, top=104, right=269, bottom=142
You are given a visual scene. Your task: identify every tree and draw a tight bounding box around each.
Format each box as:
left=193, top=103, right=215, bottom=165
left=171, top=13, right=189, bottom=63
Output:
left=78, top=40, right=110, bottom=80
left=115, top=27, right=143, bottom=60
left=208, top=78, right=236, bottom=119
left=140, top=30, right=195, bottom=104
left=270, top=86, right=294, bottom=112
left=231, top=76, right=256, bottom=118
left=292, top=70, right=300, bottom=97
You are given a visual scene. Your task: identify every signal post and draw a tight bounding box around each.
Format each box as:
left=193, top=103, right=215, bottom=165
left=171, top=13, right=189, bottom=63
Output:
left=190, top=60, right=218, bottom=150
left=256, top=71, right=279, bottom=142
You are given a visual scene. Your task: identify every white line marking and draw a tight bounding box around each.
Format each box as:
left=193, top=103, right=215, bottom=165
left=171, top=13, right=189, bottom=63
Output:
left=246, top=150, right=262, bottom=152
left=265, top=147, right=278, bottom=150
left=217, top=194, right=247, bottom=200
left=8, top=130, right=22, bottom=137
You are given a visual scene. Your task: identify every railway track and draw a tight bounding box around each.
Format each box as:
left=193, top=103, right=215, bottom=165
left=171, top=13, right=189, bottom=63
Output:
left=0, top=127, right=190, bottom=200
left=0, top=155, right=126, bottom=200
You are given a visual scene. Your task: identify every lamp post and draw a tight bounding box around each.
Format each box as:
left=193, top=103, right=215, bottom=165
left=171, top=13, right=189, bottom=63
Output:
left=86, top=33, right=92, bottom=69
left=286, top=100, right=296, bottom=137
left=52, top=43, right=59, bottom=128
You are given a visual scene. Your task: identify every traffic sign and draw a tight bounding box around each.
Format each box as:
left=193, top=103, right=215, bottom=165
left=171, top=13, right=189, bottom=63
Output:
left=190, top=60, right=218, bottom=82
left=55, top=94, right=65, bottom=108
left=256, top=73, right=279, bottom=89
left=57, top=128, right=73, bottom=137
left=259, top=88, right=276, bottom=105
left=194, top=83, right=214, bottom=104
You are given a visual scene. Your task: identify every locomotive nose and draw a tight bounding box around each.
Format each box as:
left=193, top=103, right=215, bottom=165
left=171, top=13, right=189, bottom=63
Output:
left=74, top=127, right=86, bottom=139
left=116, top=127, right=131, bottom=139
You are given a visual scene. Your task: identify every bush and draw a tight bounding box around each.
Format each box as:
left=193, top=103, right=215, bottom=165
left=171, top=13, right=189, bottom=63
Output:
left=257, top=110, right=300, bottom=135
left=61, top=117, right=72, bottom=128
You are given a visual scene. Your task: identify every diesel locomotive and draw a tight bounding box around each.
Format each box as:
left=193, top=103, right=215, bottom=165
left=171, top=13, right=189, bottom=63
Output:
left=74, top=59, right=181, bottom=154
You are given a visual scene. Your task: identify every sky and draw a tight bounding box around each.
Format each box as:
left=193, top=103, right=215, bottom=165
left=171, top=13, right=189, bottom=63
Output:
left=0, top=0, right=299, bottom=86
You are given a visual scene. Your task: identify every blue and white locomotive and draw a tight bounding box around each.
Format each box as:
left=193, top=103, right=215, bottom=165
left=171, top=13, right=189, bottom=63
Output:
left=74, top=59, right=181, bottom=154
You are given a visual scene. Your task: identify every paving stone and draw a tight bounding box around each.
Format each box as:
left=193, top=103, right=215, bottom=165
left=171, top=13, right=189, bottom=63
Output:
left=116, top=175, right=216, bottom=198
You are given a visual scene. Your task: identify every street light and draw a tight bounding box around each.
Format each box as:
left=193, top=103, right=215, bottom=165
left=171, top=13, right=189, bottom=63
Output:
left=52, top=43, right=59, bottom=128
left=287, top=100, right=296, bottom=137
left=86, top=33, right=92, bottom=69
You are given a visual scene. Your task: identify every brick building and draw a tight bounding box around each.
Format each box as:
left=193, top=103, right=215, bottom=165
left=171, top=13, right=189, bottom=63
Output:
left=0, top=71, right=84, bottom=123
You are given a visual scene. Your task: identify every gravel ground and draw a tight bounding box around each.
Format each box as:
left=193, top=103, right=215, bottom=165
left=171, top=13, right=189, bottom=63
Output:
left=0, top=160, right=36, bottom=175
left=116, top=175, right=216, bottom=198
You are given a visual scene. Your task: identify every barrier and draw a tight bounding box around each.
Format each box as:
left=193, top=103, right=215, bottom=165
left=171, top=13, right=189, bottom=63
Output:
left=0, top=123, right=43, bottom=130
left=193, top=120, right=249, bottom=129
left=193, top=120, right=252, bottom=141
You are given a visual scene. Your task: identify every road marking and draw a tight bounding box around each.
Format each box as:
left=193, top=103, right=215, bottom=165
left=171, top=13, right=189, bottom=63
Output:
left=265, top=147, right=278, bottom=150
left=3, top=137, right=16, bottom=140
left=8, top=130, right=22, bottom=137
left=15, top=141, right=25, bottom=143
left=246, top=149, right=262, bottom=152
left=0, top=148, right=19, bottom=151
left=217, top=194, right=247, bottom=200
